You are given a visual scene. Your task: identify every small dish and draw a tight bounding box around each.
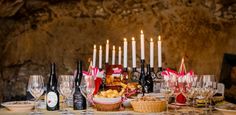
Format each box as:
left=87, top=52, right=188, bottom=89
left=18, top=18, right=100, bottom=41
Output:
left=215, top=102, right=236, bottom=115
left=1, top=101, right=34, bottom=112
left=122, top=98, right=135, bottom=107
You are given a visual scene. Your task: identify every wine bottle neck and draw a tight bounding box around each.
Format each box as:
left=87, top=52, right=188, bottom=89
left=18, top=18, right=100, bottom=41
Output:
left=76, top=61, right=83, bottom=86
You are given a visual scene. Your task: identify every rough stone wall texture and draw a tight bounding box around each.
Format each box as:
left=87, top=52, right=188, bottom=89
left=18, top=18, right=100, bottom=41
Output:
left=0, top=0, right=236, bottom=102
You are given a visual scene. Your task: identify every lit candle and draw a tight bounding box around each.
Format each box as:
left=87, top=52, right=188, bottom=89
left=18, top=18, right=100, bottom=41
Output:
left=123, top=38, right=128, bottom=68
left=112, top=45, right=116, bottom=65
left=118, top=46, right=122, bottom=65
left=93, top=45, right=97, bottom=67
left=132, top=37, right=136, bottom=68
left=150, top=38, right=154, bottom=68
left=140, top=30, right=145, bottom=60
left=158, top=36, right=162, bottom=67
left=99, top=45, right=102, bottom=69
left=105, top=40, right=109, bottom=64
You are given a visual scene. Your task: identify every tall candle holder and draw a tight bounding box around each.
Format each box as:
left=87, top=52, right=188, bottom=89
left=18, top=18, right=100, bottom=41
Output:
left=122, top=67, right=129, bottom=83
left=153, top=67, right=163, bottom=93
left=131, top=67, right=140, bottom=82
left=139, top=59, right=146, bottom=95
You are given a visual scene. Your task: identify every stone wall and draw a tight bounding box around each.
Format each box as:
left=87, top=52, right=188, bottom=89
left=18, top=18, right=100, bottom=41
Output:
left=0, top=0, right=236, bottom=102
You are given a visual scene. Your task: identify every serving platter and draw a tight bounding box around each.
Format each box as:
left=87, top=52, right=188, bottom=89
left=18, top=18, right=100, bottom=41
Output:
left=1, top=101, right=34, bottom=112
left=215, top=102, right=236, bottom=115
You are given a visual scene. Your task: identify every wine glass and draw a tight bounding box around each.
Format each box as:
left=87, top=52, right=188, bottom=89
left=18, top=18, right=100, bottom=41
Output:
left=58, top=75, right=75, bottom=115
left=79, top=75, right=95, bottom=114
left=28, top=75, right=44, bottom=115
left=199, top=75, right=215, bottom=114
left=160, top=81, right=174, bottom=115
left=169, top=75, right=180, bottom=113
left=203, top=75, right=217, bottom=114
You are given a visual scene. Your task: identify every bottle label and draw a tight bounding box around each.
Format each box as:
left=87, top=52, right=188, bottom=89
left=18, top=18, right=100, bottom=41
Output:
left=47, top=92, right=58, bottom=107
left=74, top=92, right=86, bottom=110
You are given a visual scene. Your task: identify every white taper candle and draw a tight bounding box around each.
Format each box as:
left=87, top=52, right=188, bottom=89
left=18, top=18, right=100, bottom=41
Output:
left=99, top=45, right=102, bottom=69
left=132, top=37, right=136, bottom=68
left=93, top=45, right=97, bottom=67
left=158, top=36, right=162, bottom=67
left=150, top=38, right=154, bottom=68
left=118, top=46, right=122, bottom=65
left=123, top=38, right=128, bottom=68
left=112, top=45, right=115, bottom=65
left=105, top=40, right=109, bottom=63
left=140, top=30, right=145, bottom=60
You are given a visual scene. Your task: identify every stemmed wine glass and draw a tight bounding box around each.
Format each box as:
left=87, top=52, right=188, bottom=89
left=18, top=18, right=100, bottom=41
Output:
left=202, top=75, right=217, bottom=114
left=58, top=75, right=75, bottom=115
left=160, top=81, right=174, bottom=115
left=79, top=74, right=95, bottom=114
left=169, top=75, right=179, bottom=113
left=28, top=75, right=45, bottom=115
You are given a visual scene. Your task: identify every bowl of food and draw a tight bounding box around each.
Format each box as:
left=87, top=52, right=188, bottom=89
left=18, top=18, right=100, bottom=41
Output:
left=93, top=89, right=122, bottom=111
left=1, top=101, right=34, bottom=112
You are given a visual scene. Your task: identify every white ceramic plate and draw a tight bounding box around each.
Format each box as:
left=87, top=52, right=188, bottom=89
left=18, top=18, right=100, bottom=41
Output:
left=93, top=97, right=122, bottom=104
left=215, top=102, right=236, bottom=115
left=1, top=101, right=34, bottom=112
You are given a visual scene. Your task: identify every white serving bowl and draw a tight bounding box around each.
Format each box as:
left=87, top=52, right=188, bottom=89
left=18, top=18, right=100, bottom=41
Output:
left=122, top=98, right=135, bottom=107
left=1, top=101, right=34, bottom=112
left=93, top=97, right=122, bottom=104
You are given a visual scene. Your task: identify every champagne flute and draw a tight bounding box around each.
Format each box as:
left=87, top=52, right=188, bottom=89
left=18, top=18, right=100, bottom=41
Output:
left=28, top=75, right=44, bottom=115
left=79, top=74, right=95, bottom=114
left=58, top=75, right=75, bottom=115
left=160, top=81, right=174, bottom=115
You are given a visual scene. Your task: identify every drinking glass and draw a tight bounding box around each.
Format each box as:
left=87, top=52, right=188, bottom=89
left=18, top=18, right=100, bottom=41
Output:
left=58, top=75, right=75, bottom=115
left=200, top=75, right=216, bottom=114
left=203, top=75, right=217, bottom=114
left=28, top=75, right=44, bottom=115
left=189, top=75, right=200, bottom=114
left=160, top=81, right=174, bottom=115
left=79, top=75, right=95, bottom=114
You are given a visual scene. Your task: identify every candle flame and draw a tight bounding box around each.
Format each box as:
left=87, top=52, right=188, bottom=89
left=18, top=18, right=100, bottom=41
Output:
left=124, top=38, right=127, bottom=42
left=141, top=30, right=143, bottom=34
left=94, top=45, right=96, bottom=49
left=119, top=46, right=121, bottom=50
left=150, top=38, right=153, bottom=42
left=132, top=37, right=135, bottom=41
left=100, top=45, right=102, bottom=50
left=107, top=40, right=109, bottom=44
left=113, top=45, right=115, bottom=50
left=158, top=36, right=161, bottom=41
